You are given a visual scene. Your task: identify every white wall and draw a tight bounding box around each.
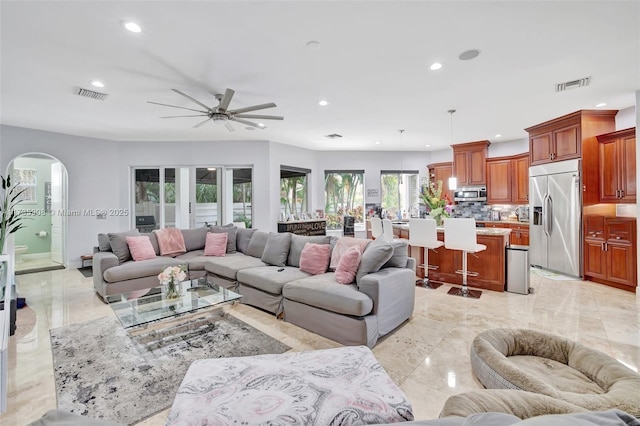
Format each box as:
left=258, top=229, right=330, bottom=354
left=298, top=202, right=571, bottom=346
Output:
left=616, top=105, right=636, bottom=130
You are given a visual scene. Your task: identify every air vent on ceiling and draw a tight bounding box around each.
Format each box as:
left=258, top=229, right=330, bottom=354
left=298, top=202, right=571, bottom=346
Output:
left=75, top=87, right=109, bottom=101
left=555, top=76, right=591, bottom=92
left=325, top=133, right=343, bottom=139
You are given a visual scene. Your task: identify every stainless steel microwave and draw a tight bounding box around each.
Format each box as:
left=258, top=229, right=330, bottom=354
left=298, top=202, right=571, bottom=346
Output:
left=454, top=186, right=487, bottom=202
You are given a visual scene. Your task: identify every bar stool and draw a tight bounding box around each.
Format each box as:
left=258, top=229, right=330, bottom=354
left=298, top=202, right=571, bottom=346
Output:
left=409, top=218, right=444, bottom=289
left=444, top=218, right=486, bottom=299
left=381, top=218, right=395, bottom=242
left=370, top=217, right=384, bottom=239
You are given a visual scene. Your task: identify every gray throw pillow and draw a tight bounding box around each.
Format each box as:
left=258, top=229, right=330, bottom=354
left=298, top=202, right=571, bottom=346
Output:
left=287, top=234, right=332, bottom=267
left=236, top=228, right=256, bottom=254
left=383, top=240, right=409, bottom=268
left=107, top=229, right=140, bottom=264
left=355, top=239, right=394, bottom=286
left=181, top=227, right=208, bottom=251
left=246, top=231, right=270, bottom=258
left=97, top=233, right=111, bottom=252
left=209, top=225, right=237, bottom=253
left=261, top=232, right=292, bottom=267
left=147, top=231, right=160, bottom=255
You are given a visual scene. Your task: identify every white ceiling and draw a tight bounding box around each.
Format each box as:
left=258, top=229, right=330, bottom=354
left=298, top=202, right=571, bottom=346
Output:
left=1, top=1, right=638, bottom=152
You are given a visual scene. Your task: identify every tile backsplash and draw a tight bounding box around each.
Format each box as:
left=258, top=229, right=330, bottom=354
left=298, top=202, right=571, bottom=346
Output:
left=453, top=202, right=529, bottom=221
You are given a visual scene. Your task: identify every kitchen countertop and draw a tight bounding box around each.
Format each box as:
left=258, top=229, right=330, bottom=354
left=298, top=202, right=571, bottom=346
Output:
left=391, top=223, right=511, bottom=236
left=478, top=220, right=530, bottom=225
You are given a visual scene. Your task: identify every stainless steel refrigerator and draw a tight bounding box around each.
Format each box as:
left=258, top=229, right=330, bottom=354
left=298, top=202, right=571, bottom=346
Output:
left=529, top=159, right=582, bottom=277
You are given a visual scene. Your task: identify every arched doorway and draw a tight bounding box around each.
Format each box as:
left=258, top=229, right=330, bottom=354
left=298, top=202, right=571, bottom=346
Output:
left=7, top=153, right=68, bottom=274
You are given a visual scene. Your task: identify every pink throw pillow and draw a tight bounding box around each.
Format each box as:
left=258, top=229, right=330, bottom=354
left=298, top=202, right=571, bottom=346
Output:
left=153, top=228, right=187, bottom=257
left=126, top=236, right=157, bottom=261
left=335, top=246, right=362, bottom=284
left=299, top=243, right=331, bottom=275
left=204, top=232, right=227, bottom=256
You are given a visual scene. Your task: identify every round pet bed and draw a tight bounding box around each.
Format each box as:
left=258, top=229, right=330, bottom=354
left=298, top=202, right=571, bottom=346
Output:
left=470, top=328, right=640, bottom=416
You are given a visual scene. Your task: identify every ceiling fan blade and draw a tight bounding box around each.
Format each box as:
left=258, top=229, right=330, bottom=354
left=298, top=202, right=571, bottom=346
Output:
left=218, top=88, right=235, bottom=112
left=225, top=122, right=235, bottom=132
left=228, top=102, right=277, bottom=115
left=232, top=117, right=263, bottom=128
left=161, top=114, right=209, bottom=118
left=234, top=114, right=284, bottom=120
left=193, top=117, right=213, bottom=128
left=171, top=89, right=212, bottom=111
left=148, top=101, right=208, bottom=114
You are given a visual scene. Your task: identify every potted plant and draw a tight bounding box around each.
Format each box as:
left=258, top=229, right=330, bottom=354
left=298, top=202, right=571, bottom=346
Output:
left=0, top=174, right=27, bottom=254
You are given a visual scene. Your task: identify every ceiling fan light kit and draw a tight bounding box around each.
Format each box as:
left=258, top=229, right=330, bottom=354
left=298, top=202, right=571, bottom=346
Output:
left=149, top=88, right=283, bottom=132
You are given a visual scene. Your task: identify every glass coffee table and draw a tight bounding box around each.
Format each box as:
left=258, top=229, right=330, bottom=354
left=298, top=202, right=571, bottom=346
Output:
left=109, top=277, right=242, bottom=344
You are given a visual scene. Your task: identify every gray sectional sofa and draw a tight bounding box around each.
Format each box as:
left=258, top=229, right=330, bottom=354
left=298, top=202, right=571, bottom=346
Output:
left=93, top=226, right=416, bottom=347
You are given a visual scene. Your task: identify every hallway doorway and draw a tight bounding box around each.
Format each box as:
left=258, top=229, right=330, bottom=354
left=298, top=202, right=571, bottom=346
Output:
left=8, top=154, right=68, bottom=274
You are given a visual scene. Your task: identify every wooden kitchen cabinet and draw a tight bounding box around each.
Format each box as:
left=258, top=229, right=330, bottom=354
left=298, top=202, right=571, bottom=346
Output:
left=526, top=110, right=617, bottom=205
left=452, top=141, right=490, bottom=186
left=486, top=153, right=529, bottom=204
left=597, top=128, right=636, bottom=203
left=509, top=224, right=529, bottom=246
left=427, top=162, right=454, bottom=201
left=584, top=215, right=636, bottom=291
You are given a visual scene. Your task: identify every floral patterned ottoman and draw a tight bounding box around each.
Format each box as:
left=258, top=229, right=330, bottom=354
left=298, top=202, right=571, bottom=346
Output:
left=166, top=345, right=414, bottom=425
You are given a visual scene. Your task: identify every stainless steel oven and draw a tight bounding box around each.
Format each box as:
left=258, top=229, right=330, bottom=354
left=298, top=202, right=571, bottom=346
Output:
left=453, top=186, right=487, bottom=202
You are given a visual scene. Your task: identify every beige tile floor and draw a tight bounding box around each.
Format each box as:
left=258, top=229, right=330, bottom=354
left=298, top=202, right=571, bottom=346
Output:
left=2, top=269, right=639, bottom=425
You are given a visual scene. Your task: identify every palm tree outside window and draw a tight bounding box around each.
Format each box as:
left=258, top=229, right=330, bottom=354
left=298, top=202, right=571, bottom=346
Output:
left=324, top=170, right=364, bottom=230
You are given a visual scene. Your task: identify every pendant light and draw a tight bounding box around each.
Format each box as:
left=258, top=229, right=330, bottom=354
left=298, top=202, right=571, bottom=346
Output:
left=447, top=110, right=458, bottom=191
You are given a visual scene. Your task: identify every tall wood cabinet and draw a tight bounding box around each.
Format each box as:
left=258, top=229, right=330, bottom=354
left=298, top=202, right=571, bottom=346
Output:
left=452, top=141, right=490, bottom=186
left=486, top=153, right=529, bottom=204
left=597, top=127, right=636, bottom=203
left=427, top=162, right=454, bottom=201
left=525, top=110, right=617, bottom=206
left=584, top=215, right=636, bottom=291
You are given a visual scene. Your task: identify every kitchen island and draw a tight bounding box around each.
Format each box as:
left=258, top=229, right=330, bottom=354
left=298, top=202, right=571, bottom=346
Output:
left=392, top=223, right=511, bottom=292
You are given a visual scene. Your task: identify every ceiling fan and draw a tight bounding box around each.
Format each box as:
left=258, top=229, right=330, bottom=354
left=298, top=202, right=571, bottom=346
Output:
left=149, top=88, right=283, bottom=132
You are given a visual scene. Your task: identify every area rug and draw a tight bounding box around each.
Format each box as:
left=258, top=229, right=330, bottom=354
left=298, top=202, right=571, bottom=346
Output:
left=50, top=314, right=291, bottom=425
left=77, top=266, right=93, bottom=278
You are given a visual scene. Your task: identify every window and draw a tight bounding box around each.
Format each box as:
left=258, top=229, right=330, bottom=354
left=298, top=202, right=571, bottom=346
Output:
left=324, top=170, right=364, bottom=230
left=280, top=166, right=309, bottom=220
left=380, top=170, right=419, bottom=220
left=133, top=166, right=253, bottom=230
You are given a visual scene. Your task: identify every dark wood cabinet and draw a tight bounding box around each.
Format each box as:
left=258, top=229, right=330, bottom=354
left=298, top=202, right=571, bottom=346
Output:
left=597, top=128, right=636, bottom=203
left=584, top=215, right=636, bottom=291
left=526, top=110, right=617, bottom=206
left=486, top=153, right=529, bottom=204
left=427, top=162, right=454, bottom=201
left=452, top=141, right=490, bottom=186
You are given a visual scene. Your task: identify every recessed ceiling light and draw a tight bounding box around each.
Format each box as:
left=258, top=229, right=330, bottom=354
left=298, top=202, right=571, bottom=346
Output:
left=257, top=123, right=265, bottom=128
left=495, top=134, right=502, bottom=138
left=318, top=100, right=329, bottom=106
left=90, top=80, right=105, bottom=88
left=123, top=21, right=142, bottom=33
left=459, top=49, right=480, bottom=61
left=429, top=62, right=442, bottom=71
left=207, top=167, right=216, bottom=171
left=425, top=144, right=431, bottom=147
left=595, top=102, right=607, bottom=107
left=375, top=140, right=381, bottom=145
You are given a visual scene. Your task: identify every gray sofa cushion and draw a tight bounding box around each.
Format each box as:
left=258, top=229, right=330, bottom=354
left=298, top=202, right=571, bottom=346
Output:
left=356, top=239, right=394, bottom=285
left=203, top=252, right=267, bottom=280
left=175, top=250, right=207, bottom=270
left=107, top=229, right=140, bottom=264
left=283, top=274, right=374, bottom=317
left=261, top=232, right=292, bottom=267
left=383, top=239, right=409, bottom=268
left=181, top=227, right=208, bottom=252
left=103, top=257, right=183, bottom=283
left=237, top=266, right=311, bottom=295
left=209, top=225, right=237, bottom=253
left=97, top=233, right=111, bottom=252
left=246, top=230, right=269, bottom=258
left=236, top=228, right=256, bottom=254
left=287, top=234, right=332, bottom=267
